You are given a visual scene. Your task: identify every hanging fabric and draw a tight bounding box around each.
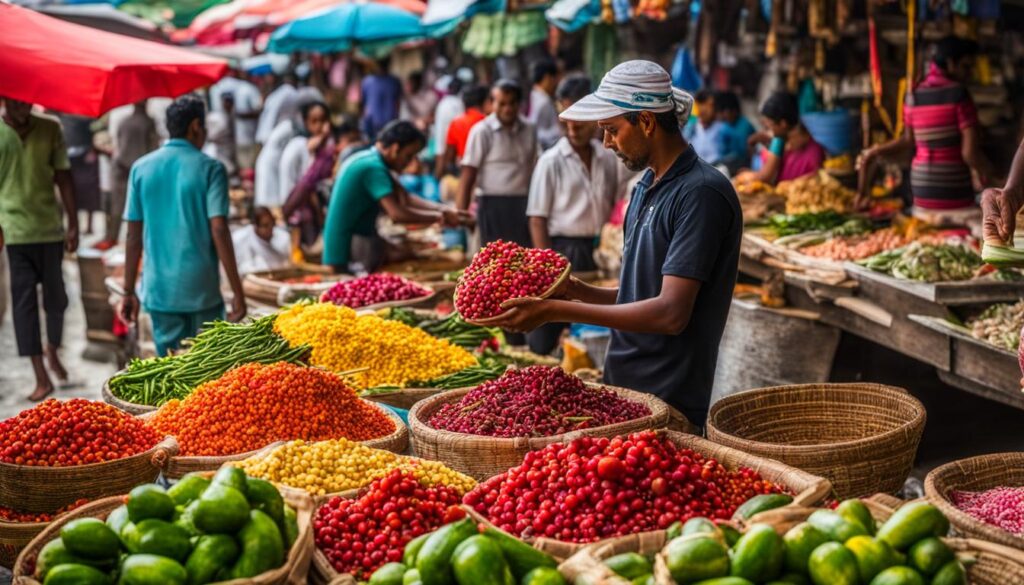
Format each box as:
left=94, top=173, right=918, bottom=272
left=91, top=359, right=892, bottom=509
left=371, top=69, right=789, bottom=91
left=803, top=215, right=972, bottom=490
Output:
left=671, top=47, right=704, bottom=92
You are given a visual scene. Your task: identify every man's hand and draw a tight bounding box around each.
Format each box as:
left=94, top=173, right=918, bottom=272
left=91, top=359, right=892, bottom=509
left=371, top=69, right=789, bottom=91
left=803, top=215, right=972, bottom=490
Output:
left=982, top=187, right=1022, bottom=243
left=227, top=295, right=247, bottom=322
left=488, top=297, right=551, bottom=332
left=121, top=294, right=139, bottom=324
left=440, top=208, right=462, bottom=228
left=64, top=224, right=79, bottom=254
left=457, top=210, right=476, bottom=229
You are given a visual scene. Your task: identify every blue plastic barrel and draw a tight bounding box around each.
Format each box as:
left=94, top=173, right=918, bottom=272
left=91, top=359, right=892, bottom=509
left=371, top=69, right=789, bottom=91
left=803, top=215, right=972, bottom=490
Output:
left=801, top=109, right=854, bottom=156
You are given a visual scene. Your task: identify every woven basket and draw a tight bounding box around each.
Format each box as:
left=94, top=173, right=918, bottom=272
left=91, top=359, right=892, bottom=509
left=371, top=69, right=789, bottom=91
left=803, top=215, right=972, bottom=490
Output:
left=13, top=483, right=315, bottom=585
left=243, top=268, right=345, bottom=307
left=322, top=283, right=441, bottom=312
left=706, top=383, right=926, bottom=499
left=924, top=452, right=1024, bottom=551
left=0, top=436, right=177, bottom=514
left=141, top=402, right=409, bottom=479
left=409, top=383, right=672, bottom=480
left=462, top=263, right=572, bottom=327
left=363, top=387, right=447, bottom=411
left=0, top=521, right=49, bottom=570
left=101, top=375, right=158, bottom=415
left=558, top=531, right=672, bottom=585
left=467, top=430, right=831, bottom=561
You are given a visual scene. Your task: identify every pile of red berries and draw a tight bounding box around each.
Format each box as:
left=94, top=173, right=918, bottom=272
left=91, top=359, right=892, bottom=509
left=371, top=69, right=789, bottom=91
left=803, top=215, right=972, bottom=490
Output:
left=0, top=499, right=89, bottom=524
left=463, top=431, right=785, bottom=543
left=455, top=240, right=569, bottom=320
left=314, top=469, right=465, bottom=578
left=0, top=399, right=161, bottom=467
left=951, top=487, right=1024, bottom=536
left=428, top=366, right=651, bottom=438
left=322, top=273, right=431, bottom=309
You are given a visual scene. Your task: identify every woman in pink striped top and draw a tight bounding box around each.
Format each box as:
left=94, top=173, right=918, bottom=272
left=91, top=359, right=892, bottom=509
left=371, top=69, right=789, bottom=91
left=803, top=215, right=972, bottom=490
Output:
left=861, top=37, right=994, bottom=211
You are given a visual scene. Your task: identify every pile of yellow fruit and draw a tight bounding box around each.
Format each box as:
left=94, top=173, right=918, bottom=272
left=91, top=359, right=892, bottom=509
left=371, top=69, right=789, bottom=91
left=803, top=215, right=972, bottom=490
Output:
left=274, top=302, right=477, bottom=388
left=233, top=438, right=476, bottom=496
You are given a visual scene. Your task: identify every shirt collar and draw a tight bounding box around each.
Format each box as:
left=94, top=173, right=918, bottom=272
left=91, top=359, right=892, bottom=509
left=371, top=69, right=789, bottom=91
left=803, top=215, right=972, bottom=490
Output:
left=166, top=138, right=196, bottom=149
left=484, top=113, right=523, bottom=133
left=638, top=145, right=698, bottom=188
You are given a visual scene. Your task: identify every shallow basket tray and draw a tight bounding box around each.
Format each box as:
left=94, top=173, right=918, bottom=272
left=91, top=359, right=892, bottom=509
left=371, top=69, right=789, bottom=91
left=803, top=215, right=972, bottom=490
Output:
left=139, top=402, right=409, bottom=479
left=102, top=374, right=158, bottom=415
left=706, top=382, right=926, bottom=499
left=924, top=452, right=1024, bottom=551
left=12, top=483, right=315, bottom=585
left=461, top=263, right=572, bottom=327
left=0, top=436, right=177, bottom=514
left=408, top=381, right=671, bottom=480
left=323, top=283, right=441, bottom=313
left=465, top=429, right=831, bottom=561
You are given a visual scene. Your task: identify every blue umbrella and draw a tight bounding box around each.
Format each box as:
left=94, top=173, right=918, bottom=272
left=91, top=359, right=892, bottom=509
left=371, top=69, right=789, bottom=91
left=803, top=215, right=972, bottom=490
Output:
left=268, top=2, right=427, bottom=54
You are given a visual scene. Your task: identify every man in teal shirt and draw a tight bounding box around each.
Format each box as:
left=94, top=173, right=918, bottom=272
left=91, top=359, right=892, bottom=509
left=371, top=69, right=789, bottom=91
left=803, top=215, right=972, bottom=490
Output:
left=323, top=120, right=465, bottom=272
left=0, top=97, right=78, bottom=401
left=121, top=95, right=246, bottom=357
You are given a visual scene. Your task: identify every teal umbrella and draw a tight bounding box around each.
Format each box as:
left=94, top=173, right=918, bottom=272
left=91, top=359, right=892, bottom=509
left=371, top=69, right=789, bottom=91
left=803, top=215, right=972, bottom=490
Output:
left=268, top=2, right=427, bottom=54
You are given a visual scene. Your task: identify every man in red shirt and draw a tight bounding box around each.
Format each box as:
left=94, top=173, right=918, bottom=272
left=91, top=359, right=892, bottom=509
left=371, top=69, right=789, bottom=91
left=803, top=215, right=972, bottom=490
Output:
left=439, top=85, right=491, bottom=176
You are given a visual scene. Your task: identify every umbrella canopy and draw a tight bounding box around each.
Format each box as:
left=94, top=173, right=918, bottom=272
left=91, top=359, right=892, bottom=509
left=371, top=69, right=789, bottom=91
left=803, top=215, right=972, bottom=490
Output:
left=267, top=0, right=426, bottom=26
left=38, top=3, right=167, bottom=41
left=0, top=3, right=228, bottom=117
left=267, top=2, right=426, bottom=53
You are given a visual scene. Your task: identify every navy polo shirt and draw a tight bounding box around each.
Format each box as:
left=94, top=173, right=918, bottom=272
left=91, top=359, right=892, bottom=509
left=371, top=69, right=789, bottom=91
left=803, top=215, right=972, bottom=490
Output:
left=603, top=145, right=741, bottom=427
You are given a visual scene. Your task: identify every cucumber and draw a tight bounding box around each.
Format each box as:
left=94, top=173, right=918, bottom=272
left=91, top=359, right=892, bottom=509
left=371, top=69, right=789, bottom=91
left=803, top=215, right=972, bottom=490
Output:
left=732, top=494, right=793, bottom=521
left=604, top=552, right=651, bottom=580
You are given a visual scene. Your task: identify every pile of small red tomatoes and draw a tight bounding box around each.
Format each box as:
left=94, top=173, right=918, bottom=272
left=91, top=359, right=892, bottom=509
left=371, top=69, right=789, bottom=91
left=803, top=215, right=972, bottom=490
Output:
left=464, top=431, right=785, bottom=543
left=0, top=399, right=159, bottom=467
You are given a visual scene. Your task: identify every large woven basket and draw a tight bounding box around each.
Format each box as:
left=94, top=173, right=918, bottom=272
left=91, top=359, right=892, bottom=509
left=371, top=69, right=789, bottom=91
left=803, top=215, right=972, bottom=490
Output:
left=243, top=267, right=345, bottom=307
left=466, top=430, right=831, bottom=561
left=558, top=531, right=672, bottom=585
left=706, top=383, right=926, bottom=499
left=409, top=383, right=672, bottom=480
left=140, top=403, right=409, bottom=479
left=0, top=436, right=177, bottom=513
left=13, top=483, right=315, bottom=585
left=362, top=387, right=447, bottom=411
left=101, top=375, right=158, bottom=415
left=924, top=452, right=1024, bottom=551
left=0, top=521, right=49, bottom=570
left=461, top=263, right=572, bottom=327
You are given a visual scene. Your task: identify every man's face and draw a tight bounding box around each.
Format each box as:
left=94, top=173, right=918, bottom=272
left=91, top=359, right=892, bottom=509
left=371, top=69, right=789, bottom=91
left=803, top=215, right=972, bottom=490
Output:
left=2, top=99, right=32, bottom=126
left=381, top=141, right=423, bottom=172
left=697, top=100, right=716, bottom=125
left=492, top=89, right=519, bottom=126
left=599, top=114, right=652, bottom=172
left=255, top=214, right=275, bottom=242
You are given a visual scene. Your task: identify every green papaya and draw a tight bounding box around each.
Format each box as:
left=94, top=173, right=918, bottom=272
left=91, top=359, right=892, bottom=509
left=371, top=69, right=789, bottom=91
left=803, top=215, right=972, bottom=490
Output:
left=807, top=509, right=869, bottom=543
left=60, top=518, right=120, bottom=561
left=522, top=566, right=568, bottom=585
left=282, top=505, right=299, bottom=548
left=450, top=534, right=509, bottom=585
left=168, top=474, right=211, bottom=507
left=41, top=563, right=111, bottom=585
left=226, top=509, right=285, bottom=579
left=402, top=533, right=431, bottom=567
left=481, top=525, right=557, bottom=578
left=666, top=521, right=684, bottom=541
left=120, top=519, right=192, bottom=563
left=836, top=500, right=876, bottom=535
left=732, top=494, right=794, bottom=521
left=245, top=477, right=285, bottom=527
left=730, top=523, right=785, bottom=582
left=930, top=560, right=967, bottom=585
left=210, top=466, right=249, bottom=497
left=416, top=518, right=478, bottom=585
left=603, top=552, right=651, bottom=580
left=185, top=534, right=239, bottom=585
left=682, top=517, right=721, bottom=538
left=907, top=536, right=954, bottom=576
left=106, top=505, right=130, bottom=537
left=807, top=542, right=859, bottom=585
left=403, top=568, right=422, bottom=585
left=118, top=554, right=188, bottom=585
left=193, top=483, right=250, bottom=534
left=783, top=522, right=831, bottom=574
left=867, top=566, right=926, bottom=585
left=127, top=485, right=176, bottom=523
left=665, top=534, right=730, bottom=583
left=369, top=562, right=408, bottom=585
left=875, top=502, right=950, bottom=551
left=845, top=535, right=899, bottom=582
left=35, top=539, right=90, bottom=580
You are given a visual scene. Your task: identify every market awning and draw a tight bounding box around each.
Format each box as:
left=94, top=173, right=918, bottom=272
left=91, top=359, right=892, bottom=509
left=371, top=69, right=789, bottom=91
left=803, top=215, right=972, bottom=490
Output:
left=267, top=2, right=427, bottom=54
left=37, top=3, right=168, bottom=41
left=0, top=3, right=228, bottom=117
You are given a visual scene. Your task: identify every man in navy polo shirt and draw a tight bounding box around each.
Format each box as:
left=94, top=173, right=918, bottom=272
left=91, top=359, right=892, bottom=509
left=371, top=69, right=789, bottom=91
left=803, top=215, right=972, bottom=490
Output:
left=492, top=61, right=742, bottom=427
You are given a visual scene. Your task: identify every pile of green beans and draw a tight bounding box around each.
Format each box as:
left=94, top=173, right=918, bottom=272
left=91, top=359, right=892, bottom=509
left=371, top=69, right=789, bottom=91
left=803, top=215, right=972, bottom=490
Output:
left=109, top=315, right=310, bottom=406
left=384, top=308, right=499, bottom=350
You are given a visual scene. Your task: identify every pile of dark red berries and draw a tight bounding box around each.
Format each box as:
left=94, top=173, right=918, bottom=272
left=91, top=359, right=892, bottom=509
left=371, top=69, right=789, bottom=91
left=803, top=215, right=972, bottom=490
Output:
left=428, top=366, right=650, bottom=438
left=455, top=240, right=568, bottom=320
left=463, top=431, right=786, bottom=543
left=313, top=469, right=465, bottom=578
left=322, top=273, right=431, bottom=309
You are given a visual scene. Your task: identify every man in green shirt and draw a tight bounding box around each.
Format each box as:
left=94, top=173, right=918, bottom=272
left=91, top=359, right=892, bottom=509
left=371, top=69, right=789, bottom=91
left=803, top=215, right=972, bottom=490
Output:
left=0, top=97, right=78, bottom=401
left=322, top=120, right=466, bottom=272
left=120, top=95, right=246, bottom=357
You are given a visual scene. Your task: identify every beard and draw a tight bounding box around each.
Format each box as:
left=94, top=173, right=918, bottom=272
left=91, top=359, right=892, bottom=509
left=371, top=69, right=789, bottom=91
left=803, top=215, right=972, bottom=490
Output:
left=617, top=152, right=649, bottom=172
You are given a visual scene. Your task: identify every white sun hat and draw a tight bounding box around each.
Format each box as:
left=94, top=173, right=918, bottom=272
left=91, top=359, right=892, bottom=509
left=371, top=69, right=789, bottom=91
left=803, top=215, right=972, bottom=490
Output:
left=560, top=60, right=694, bottom=125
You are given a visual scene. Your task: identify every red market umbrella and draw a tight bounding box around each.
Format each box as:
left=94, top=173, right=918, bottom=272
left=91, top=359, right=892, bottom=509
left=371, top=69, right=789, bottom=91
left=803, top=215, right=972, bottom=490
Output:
left=0, top=3, right=228, bottom=117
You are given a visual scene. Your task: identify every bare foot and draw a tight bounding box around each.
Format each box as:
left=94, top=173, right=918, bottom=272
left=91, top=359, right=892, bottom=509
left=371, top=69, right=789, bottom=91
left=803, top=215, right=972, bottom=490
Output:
left=29, top=384, right=54, bottom=402
left=44, top=345, right=68, bottom=383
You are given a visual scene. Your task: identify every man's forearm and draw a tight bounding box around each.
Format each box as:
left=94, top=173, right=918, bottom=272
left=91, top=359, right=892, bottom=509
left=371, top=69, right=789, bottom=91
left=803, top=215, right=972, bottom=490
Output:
left=541, top=297, right=689, bottom=335
left=210, top=218, right=244, bottom=299
left=456, top=166, right=478, bottom=211
left=1005, top=139, right=1024, bottom=206
left=565, top=278, right=619, bottom=305
left=55, top=170, right=78, bottom=227
left=124, top=221, right=143, bottom=293
left=529, top=217, right=552, bottom=249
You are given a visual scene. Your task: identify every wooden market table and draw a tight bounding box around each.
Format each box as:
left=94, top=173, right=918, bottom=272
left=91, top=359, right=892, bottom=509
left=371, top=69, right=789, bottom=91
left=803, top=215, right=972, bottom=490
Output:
left=738, top=233, right=1024, bottom=410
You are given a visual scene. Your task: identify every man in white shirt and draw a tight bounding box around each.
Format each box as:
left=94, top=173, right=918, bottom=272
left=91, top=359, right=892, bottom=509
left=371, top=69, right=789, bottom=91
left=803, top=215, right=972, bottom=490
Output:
left=525, top=74, right=633, bottom=354
left=457, top=79, right=538, bottom=248
left=527, top=60, right=562, bottom=150
left=211, top=73, right=261, bottom=169
left=256, top=74, right=297, bottom=145
left=433, top=77, right=465, bottom=178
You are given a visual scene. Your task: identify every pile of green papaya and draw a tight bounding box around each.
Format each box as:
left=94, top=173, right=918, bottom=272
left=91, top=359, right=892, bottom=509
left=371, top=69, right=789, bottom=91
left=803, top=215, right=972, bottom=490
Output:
left=659, top=499, right=965, bottom=585
left=367, top=516, right=567, bottom=585
left=34, top=467, right=300, bottom=585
